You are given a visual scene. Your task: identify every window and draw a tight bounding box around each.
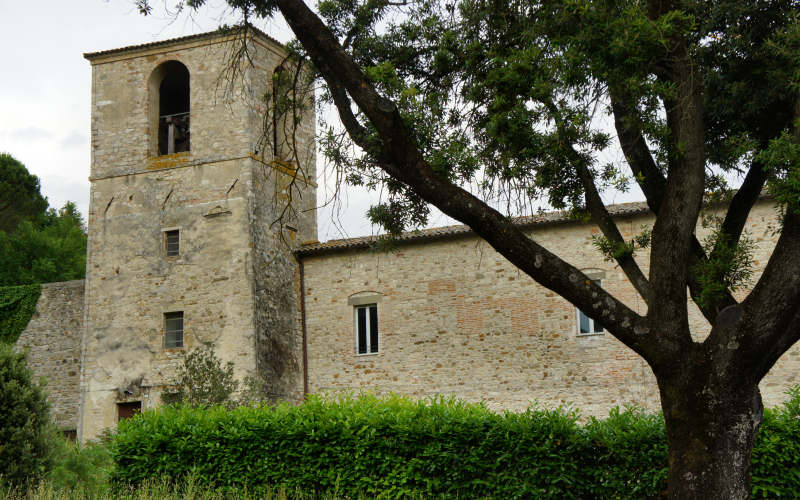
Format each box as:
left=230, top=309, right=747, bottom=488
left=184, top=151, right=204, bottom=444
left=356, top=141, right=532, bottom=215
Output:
left=577, top=280, right=604, bottom=335
left=578, top=309, right=604, bottom=335
left=164, top=229, right=180, bottom=257
left=355, top=304, right=378, bottom=354
left=117, top=401, right=141, bottom=422
left=164, top=311, right=184, bottom=348
left=149, top=60, right=190, bottom=156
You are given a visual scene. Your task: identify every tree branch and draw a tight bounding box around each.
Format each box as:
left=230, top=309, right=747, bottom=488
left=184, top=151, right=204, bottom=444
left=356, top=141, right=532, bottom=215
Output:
left=738, top=209, right=800, bottom=378
left=575, top=160, right=652, bottom=302
left=709, top=158, right=767, bottom=262
left=548, top=109, right=652, bottom=302
left=275, top=0, right=669, bottom=362
left=609, top=87, right=738, bottom=322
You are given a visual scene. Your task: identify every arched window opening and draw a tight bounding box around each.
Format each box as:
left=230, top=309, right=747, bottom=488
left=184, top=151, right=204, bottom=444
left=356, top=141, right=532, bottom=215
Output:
left=151, top=61, right=190, bottom=156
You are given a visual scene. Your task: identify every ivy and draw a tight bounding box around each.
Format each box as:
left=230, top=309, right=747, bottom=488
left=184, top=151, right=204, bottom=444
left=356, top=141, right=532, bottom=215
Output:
left=0, top=284, right=41, bottom=344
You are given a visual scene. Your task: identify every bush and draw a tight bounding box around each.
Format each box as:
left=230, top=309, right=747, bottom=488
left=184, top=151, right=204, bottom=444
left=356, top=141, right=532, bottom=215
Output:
left=47, top=439, right=113, bottom=495
left=161, top=344, right=238, bottom=407
left=111, top=390, right=800, bottom=499
left=751, top=386, right=800, bottom=498
left=0, top=343, right=55, bottom=486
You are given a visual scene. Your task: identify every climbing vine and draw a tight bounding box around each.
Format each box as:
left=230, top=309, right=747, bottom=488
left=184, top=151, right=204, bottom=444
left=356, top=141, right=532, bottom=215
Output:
left=0, top=284, right=41, bottom=344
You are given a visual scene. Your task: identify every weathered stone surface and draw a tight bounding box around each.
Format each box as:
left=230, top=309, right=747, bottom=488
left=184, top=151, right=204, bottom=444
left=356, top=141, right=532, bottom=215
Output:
left=79, top=29, right=315, bottom=441
left=301, top=199, right=796, bottom=417
left=14, top=280, right=84, bottom=431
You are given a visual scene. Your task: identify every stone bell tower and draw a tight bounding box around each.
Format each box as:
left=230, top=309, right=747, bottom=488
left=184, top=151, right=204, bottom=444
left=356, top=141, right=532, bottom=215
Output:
left=80, top=28, right=316, bottom=441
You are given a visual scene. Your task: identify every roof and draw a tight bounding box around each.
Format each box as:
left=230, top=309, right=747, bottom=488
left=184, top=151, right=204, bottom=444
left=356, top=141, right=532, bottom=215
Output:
left=83, top=25, right=283, bottom=60
left=296, top=201, right=651, bottom=257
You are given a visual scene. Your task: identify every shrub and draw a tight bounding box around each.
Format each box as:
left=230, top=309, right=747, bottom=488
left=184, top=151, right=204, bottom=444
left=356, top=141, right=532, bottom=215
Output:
left=161, top=344, right=238, bottom=407
left=751, top=386, right=800, bottom=498
left=110, top=390, right=800, bottom=498
left=47, top=439, right=113, bottom=495
left=0, top=343, right=55, bottom=486
left=582, top=407, right=668, bottom=498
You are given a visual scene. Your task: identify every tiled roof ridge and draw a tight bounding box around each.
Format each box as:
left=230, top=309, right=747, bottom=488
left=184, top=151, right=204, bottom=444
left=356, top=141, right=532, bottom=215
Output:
left=84, top=24, right=282, bottom=60
left=296, top=200, right=651, bottom=256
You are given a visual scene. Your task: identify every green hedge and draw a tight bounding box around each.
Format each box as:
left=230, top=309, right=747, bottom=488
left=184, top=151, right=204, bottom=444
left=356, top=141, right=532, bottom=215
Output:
left=0, top=284, right=41, bottom=344
left=111, top=393, right=800, bottom=498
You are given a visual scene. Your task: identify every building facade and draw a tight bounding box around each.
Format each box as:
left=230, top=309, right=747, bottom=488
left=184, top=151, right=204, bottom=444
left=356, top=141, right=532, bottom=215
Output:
left=77, top=29, right=315, bottom=441
left=14, top=30, right=799, bottom=441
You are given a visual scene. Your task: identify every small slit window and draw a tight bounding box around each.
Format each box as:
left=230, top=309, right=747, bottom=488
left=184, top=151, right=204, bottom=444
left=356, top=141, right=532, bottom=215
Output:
left=355, top=304, right=378, bottom=354
left=164, top=311, right=184, bottom=349
left=164, top=230, right=180, bottom=257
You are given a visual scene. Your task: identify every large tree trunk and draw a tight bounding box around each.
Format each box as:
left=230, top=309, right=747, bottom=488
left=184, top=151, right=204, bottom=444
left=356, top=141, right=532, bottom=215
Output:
left=658, top=367, right=763, bottom=499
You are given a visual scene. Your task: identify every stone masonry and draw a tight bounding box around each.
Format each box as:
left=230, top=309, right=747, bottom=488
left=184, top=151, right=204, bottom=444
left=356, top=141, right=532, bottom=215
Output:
left=14, top=280, right=84, bottom=432
left=297, top=199, right=796, bottom=417
left=79, top=28, right=316, bottom=441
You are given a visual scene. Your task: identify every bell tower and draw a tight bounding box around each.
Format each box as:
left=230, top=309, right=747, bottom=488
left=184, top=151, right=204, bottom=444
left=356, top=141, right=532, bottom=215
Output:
left=80, top=28, right=316, bottom=441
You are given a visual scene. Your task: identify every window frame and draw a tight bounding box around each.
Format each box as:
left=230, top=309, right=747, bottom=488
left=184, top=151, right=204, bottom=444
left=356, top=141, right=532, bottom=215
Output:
left=162, top=228, right=180, bottom=257
left=576, top=278, right=605, bottom=336
left=164, top=311, right=184, bottom=349
left=353, top=303, right=379, bottom=355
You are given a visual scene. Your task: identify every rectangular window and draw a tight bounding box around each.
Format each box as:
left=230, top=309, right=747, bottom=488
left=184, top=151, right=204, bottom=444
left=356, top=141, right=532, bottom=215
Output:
left=164, top=229, right=180, bottom=257
left=577, top=280, right=604, bottom=335
left=117, top=401, right=141, bottom=422
left=355, top=304, right=378, bottom=354
left=164, top=311, right=184, bottom=348
left=578, top=310, right=604, bottom=334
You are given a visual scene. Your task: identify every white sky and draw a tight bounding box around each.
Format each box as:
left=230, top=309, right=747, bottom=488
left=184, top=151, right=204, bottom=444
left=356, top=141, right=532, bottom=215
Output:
left=0, top=1, right=649, bottom=241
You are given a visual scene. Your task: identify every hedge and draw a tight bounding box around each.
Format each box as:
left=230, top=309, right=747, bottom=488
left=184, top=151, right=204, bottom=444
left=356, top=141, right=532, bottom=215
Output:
left=111, top=392, right=800, bottom=498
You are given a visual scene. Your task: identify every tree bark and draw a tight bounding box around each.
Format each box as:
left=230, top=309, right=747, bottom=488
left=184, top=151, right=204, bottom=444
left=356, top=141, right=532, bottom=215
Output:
left=658, top=362, right=763, bottom=499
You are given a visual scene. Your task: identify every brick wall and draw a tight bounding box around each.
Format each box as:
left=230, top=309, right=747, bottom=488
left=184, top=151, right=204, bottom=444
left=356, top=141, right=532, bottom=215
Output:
left=300, top=199, right=798, bottom=416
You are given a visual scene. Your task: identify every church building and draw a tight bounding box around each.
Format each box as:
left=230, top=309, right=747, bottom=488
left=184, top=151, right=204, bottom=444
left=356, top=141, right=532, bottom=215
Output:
left=13, top=28, right=798, bottom=443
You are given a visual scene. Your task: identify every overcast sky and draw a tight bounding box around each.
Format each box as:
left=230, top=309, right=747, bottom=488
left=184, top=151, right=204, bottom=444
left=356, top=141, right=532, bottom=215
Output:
left=0, top=1, right=649, bottom=241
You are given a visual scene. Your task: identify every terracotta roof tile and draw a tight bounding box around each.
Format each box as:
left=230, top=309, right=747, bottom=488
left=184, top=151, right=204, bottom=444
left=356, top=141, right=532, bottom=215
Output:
left=296, top=201, right=650, bottom=257
left=84, top=25, right=282, bottom=60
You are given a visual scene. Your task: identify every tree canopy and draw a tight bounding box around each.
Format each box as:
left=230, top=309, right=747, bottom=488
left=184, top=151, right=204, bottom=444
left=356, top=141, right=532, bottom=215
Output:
left=0, top=155, right=87, bottom=286
left=139, top=0, right=800, bottom=497
left=0, top=153, right=48, bottom=233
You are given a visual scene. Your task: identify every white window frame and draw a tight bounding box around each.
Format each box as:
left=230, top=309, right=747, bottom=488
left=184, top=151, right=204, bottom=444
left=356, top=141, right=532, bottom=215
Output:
left=576, top=278, right=604, bottom=336
left=353, top=304, right=379, bottom=355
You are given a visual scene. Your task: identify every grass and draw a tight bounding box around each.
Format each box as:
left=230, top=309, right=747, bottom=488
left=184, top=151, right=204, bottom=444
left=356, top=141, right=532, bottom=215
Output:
left=1, top=439, right=395, bottom=500
left=1, top=479, right=343, bottom=500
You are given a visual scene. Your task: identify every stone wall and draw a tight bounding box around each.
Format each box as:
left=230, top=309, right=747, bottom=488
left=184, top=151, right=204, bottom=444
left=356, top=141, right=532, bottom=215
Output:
left=300, top=199, right=797, bottom=417
left=15, top=280, right=84, bottom=431
left=246, top=36, right=316, bottom=403
left=80, top=30, right=313, bottom=441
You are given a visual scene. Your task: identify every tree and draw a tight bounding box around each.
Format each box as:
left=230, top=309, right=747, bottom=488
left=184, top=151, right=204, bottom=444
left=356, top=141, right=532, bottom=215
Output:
left=0, top=201, right=87, bottom=286
left=0, top=153, right=48, bottom=233
left=139, top=1, right=799, bottom=497
left=161, top=344, right=239, bottom=407
left=0, top=343, right=54, bottom=486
